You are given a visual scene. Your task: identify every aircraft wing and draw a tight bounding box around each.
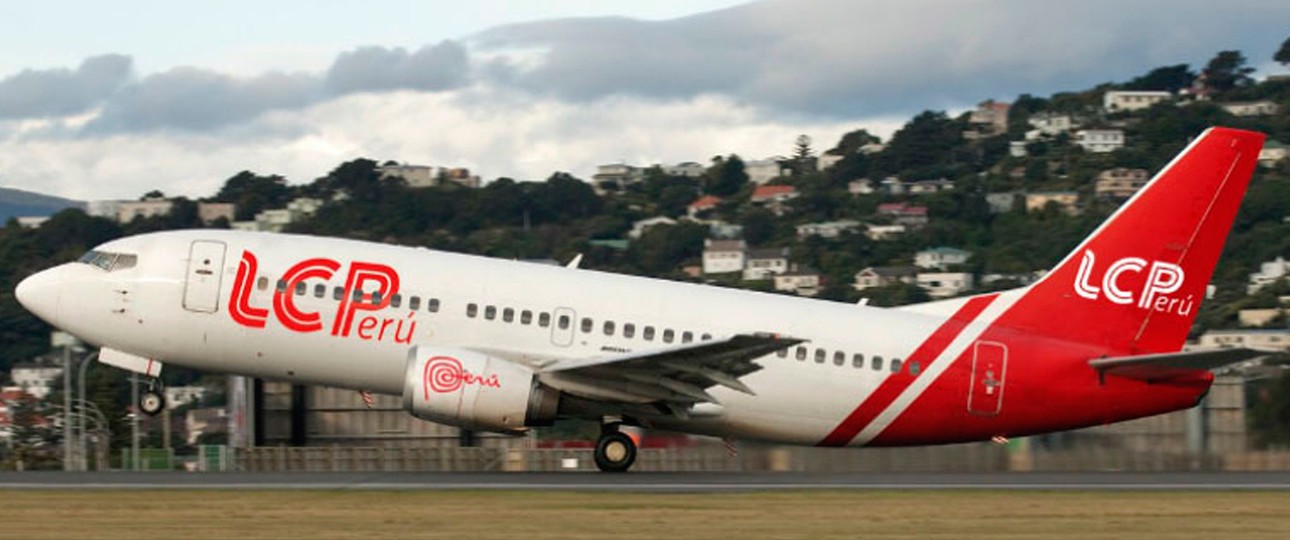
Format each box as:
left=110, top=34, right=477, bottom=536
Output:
left=539, top=333, right=803, bottom=406
left=1088, top=348, right=1271, bottom=383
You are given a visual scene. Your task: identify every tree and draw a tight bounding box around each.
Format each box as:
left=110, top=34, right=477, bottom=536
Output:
left=703, top=155, right=748, bottom=197
left=791, top=134, right=816, bottom=175
left=1276, top=36, right=1290, bottom=66
left=1124, top=64, right=1195, bottom=93
left=1202, top=50, right=1255, bottom=93
left=214, top=171, right=293, bottom=220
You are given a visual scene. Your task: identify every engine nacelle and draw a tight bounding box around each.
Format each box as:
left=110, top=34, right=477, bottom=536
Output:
left=401, top=346, right=559, bottom=433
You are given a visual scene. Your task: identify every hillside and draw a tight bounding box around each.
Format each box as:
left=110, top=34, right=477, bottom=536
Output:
left=0, top=186, right=85, bottom=223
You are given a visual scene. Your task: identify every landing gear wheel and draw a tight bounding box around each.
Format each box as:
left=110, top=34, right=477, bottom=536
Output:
left=594, top=430, right=637, bottom=473
left=139, top=389, right=165, bottom=416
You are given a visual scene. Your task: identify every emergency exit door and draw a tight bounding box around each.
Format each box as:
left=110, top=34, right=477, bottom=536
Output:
left=968, top=341, right=1007, bottom=415
left=183, top=240, right=227, bottom=313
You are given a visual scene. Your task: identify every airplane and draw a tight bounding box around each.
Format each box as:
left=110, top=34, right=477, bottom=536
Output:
left=13, top=127, right=1268, bottom=472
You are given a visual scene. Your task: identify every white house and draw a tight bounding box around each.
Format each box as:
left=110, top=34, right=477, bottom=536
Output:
left=1074, top=129, right=1125, bottom=153
left=1103, top=90, right=1171, bottom=112
left=745, top=159, right=788, bottom=185
left=1026, top=113, right=1076, bottom=139
left=817, top=151, right=845, bottom=171
left=379, top=163, right=438, bottom=187
left=117, top=198, right=174, bottom=223
left=592, top=163, right=644, bottom=192
left=865, top=224, right=907, bottom=240
left=1095, top=168, right=1150, bottom=200
left=853, top=266, right=918, bottom=291
left=848, top=179, right=875, bottom=195
left=1248, top=257, right=1290, bottom=294
left=661, top=162, right=706, bottom=177
left=917, top=272, right=975, bottom=298
left=9, top=364, right=61, bottom=400
left=914, top=247, right=971, bottom=270
left=165, top=386, right=207, bottom=409
left=628, top=216, right=676, bottom=239
left=1194, top=329, right=1290, bottom=351
left=775, top=270, right=822, bottom=297
left=1220, top=100, right=1281, bottom=117
left=743, top=247, right=790, bottom=281
left=702, top=238, right=746, bottom=274
left=795, top=220, right=861, bottom=239
left=1259, top=141, right=1288, bottom=167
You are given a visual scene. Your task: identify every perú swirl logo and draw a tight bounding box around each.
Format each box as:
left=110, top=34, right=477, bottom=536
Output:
left=425, top=356, right=464, bottom=396
left=422, top=355, right=503, bottom=399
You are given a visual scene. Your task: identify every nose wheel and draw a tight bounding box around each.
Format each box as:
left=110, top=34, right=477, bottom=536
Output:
left=139, top=382, right=166, bottom=417
left=593, top=425, right=637, bottom=473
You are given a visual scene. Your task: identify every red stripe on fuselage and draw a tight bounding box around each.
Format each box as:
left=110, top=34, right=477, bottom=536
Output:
left=816, top=293, right=998, bottom=447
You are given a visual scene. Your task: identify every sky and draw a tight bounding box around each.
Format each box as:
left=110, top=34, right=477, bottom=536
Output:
left=0, top=0, right=1288, bottom=200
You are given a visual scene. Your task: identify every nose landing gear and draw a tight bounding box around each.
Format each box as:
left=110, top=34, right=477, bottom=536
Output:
left=593, top=423, right=637, bottom=473
left=139, top=381, right=166, bottom=416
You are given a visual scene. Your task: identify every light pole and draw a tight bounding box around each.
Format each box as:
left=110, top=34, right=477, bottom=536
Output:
left=75, top=351, right=100, bottom=471
left=130, top=372, right=140, bottom=471
left=73, top=399, right=108, bottom=471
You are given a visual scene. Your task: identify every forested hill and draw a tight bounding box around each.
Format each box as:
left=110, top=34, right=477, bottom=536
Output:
left=3, top=46, right=1290, bottom=373
left=0, top=187, right=84, bottom=222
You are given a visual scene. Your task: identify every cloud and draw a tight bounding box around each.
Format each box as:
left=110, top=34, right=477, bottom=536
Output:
left=325, top=41, right=471, bottom=94
left=0, top=54, right=132, bottom=119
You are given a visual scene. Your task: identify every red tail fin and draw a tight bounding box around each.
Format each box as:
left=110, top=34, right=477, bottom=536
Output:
left=1002, top=127, right=1265, bottom=354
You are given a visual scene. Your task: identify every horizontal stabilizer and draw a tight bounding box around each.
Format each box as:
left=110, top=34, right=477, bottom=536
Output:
left=1089, top=348, right=1269, bottom=383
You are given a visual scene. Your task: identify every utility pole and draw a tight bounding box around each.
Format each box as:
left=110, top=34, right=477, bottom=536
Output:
left=62, top=345, right=72, bottom=471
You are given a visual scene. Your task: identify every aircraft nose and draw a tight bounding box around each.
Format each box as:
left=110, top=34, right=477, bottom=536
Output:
left=15, top=269, right=62, bottom=325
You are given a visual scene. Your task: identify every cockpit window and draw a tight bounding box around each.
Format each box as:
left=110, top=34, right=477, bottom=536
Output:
left=77, top=250, right=138, bottom=272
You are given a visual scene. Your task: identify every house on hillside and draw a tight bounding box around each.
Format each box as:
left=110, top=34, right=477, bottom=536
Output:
left=1220, top=100, right=1281, bottom=117
left=629, top=216, right=676, bottom=239
left=1095, top=168, right=1150, bottom=200
left=1259, top=141, right=1288, bottom=167
left=964, top=100, right=1010, bottom=138
left=817, top=151, right=845, bottom=171
left=796, top=220, right=861, bottom=239
left=592, top=163, right=644, bottom=193
left=985, top=192, right=1018, bottom=214
left=1248, top=257, right=1290, bottom=294
left=917, top=272, right=975, bottom=298
left=687, top=195, right=721, bottom=219
left=877, top=202, right=929, bottom=228
left=743, top=247, right=791, bottom=280
left=1025, top=191, right=1080, bottom=215
left=197, top=202, right=235, bottom=224
left=1102, top=90, right=1171, bottom=112
left=702, top=238, right=746, bottom=274
left=1074, top=129, right=1125, bottom=153
left=750, top=185, right=799, bottom=216
left=745, top=159, right=789, bottom=185
left=9, top=363, right=61, bottom=400
left=775, top=269, right=822, bottom=297
left=914, top=247, right=971, bottom=270
left=865, top=223, right=907, bottom=240
left=1026, top=113, right=1077, bottom=140
left=853, top=266, right=918, bottom=291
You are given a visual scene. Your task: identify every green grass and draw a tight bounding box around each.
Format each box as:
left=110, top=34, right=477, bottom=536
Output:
left=1, top=490, right=1288, bottom=539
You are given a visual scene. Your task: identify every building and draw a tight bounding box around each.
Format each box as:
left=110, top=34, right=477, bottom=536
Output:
left=916, top=272, right=975, bottom=298
left=864, top=223, right=907, bottom=240
left=745, top=159, right=788, bottom=185
left=234, top=197, right=323, bottom=232
left=743, top=247, right=791, bottom=281
left=628, top=216, right=676, bottom=239
left=877, top=203, right=929, bottom=227
left=1259, top=140, right=1288, bottom=167
left=1248, top=257, right=1290, bottom=294
left=1238, top=308, right=1283, bottom=328
left=661, top=162, right=705, bottom=178
left=1025, top=191, right=1080, bottom=214
left=86, top=200, right=122, bottom=220
left=817, top=151, right=845, bottom=170
left=1194, top=329, right=1290, bottom=351
left=197, top=202, right=236, bottom=224
left=165, top=385, right=207, bottom=409
left=853, top=266, right=918, bottom=290
left=1095, top=168, right=1150, bottom=200
left=708, top=222, right=743, bottom=239
left=1026, top=113, right=1076, bottom=139
left=702, top=238, right=746, bottom=274
left=1102, top=90, right=1171, bottom=112
left=1220, top=100, right=1281, bottom=117
left=9, top=363, right=61, bottom=400
left=914, top=247, right=971, bottom=270
left=117, top=198, right=174, bottom=223
left=795, top=220, right=861, bottom=239
left=965, top=100, right=1010, bottom=138
left=750, top=185, right=798, bottom=216
left=774, top=270, right=822, bottom=296
left=1074, top=129, right=1125, bottom=153
left=687, top=195, right=721, bottom=219
left=379, top=163, right=437, bottom=187
left=985, top=192, right=1018, bottom=214
left=905, top=178, right=954, bottom=194
left=1009, top=141, right=1028, bottom=158
left=848, top=179, right=875, bottom=195
left=15, top=216, right=48, bottom=228
left=591, top=163, right=643, bottom=192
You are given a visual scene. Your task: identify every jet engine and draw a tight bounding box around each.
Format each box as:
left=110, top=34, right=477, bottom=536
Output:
left=401, top=346, right=559, bottom=433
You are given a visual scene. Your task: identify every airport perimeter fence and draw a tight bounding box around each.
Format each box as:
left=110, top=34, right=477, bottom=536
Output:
left=229, top=445, right=1290, bottom=473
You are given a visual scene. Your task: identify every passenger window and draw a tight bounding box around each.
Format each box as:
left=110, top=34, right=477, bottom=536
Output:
left=701, top=333, right=712, bottom=341
left=466, top=303, right=478, bottom=318
left=890, top=358, right=902, bottom=373
left=581, top=318, right=593, bottom=333
left=539, top=312, right=551, bottom=327
left=643, top=326, right=655, bottom=341
left=776, top=348, right=788, bottom=358
left=294, top=282, right=306, bottom=296
left=351, top=289, right=363, bottom=302
left=853, top=353, right=864, bottom=368
left=604, top=321, right=615, bottom=336
left=371, top=291, right=383, bottom=305
left=314, top=284, right=326, bottom=298
left=815, top=349, right=826, bottom=364
left=872, top=356, right=883, bottom=371
left=428, top=298, right=440, bottom=313
left=682, top=331, right=693, bottom=343
left=663, top=329, right=675, bottom=343
left=833, top=351, right=845, bottom=366
left=909, top=361, right=921, bottom=375
left=558, top=315, right=570, bottom=329
left=257, top=277, right=269, bottom=291
left=333, top=286, right=344, bottom=301
left=521, top=310, right=533, bottom=325
left=485, top=306, right=497, bottom=320
left=390, top=294, right=402, bottom=308
left=409, top=296, right=421, bottom=310
left=503, top=308, right=514, bottom=323
left=276, top=279, right=288, bottom=292
left=624, top=324, right=636, bottom=338
left=796, top=347, right=807, bottom=361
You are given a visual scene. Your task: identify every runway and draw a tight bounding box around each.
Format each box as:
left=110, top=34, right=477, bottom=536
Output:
left=1, top=471, right=1289, bottom=491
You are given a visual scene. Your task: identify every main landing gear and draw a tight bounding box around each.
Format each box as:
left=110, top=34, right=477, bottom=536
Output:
left=139, top=380, right=166, bottom=417
left=593, top=423, right=637, bottom=473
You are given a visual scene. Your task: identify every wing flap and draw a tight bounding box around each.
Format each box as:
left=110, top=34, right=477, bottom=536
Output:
left=1089, top=348, right=1269, bottom=383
